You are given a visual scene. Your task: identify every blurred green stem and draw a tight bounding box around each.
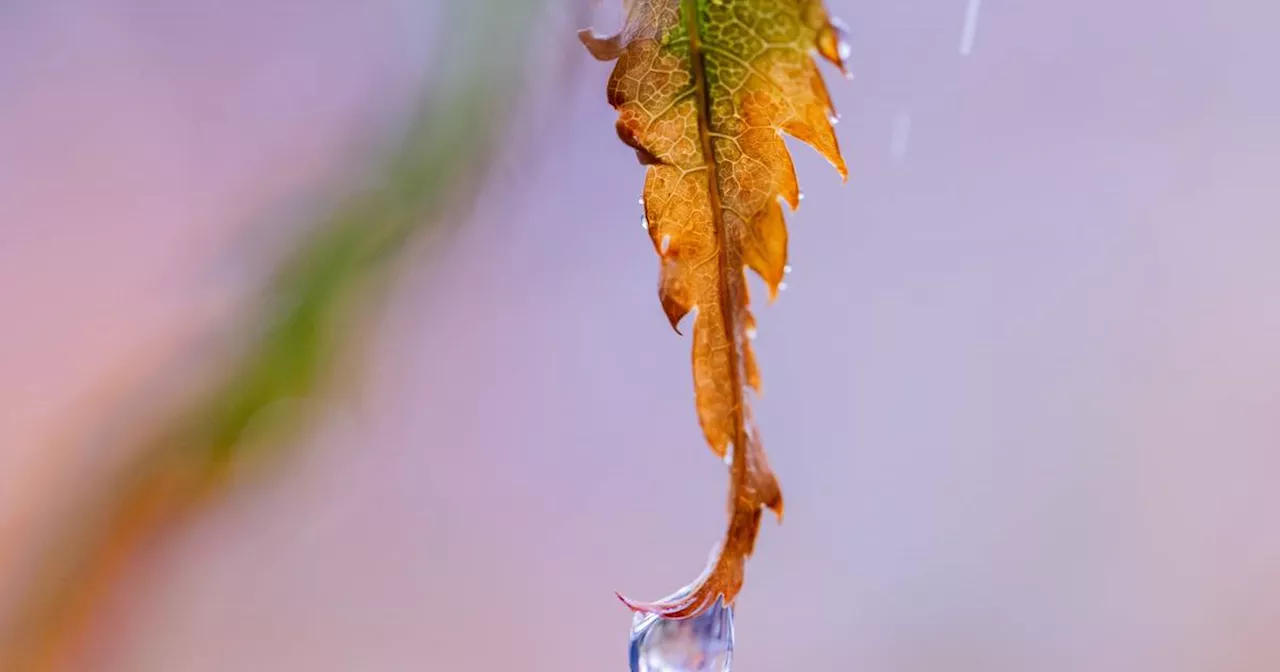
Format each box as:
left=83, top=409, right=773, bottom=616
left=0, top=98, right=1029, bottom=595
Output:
left=0, top=2, right=543, bottom=669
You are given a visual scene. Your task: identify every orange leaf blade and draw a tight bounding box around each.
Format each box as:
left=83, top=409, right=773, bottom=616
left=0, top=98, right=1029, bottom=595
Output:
left=583, top=0, right=847, bottom=618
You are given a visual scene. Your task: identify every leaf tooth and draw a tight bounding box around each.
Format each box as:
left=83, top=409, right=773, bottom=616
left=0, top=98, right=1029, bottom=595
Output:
left=616, top=119, right=666, bottom=166
left=743, top=199, right=789, bottom=301
left=815, top=18, right=852, bottom=74
left=776, top=150, right=802, bottom=211
left=744, top=339, right=762, bottom=394
left=658, top=256, right=693, bottom=335
left=577, top=28, right=625, bottom=61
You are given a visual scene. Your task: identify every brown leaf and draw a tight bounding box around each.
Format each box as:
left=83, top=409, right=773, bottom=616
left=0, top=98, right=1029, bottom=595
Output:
left=582, top=0, right=848, bottom=618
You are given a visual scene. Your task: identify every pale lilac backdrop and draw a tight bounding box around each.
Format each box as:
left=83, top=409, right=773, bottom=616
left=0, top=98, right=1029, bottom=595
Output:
left=1, top=0, right=1279, bottom=670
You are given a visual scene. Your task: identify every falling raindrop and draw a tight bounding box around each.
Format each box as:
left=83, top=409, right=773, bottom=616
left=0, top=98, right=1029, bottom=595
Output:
left=960, top=0, right=983, bottom=55
left=630, top=595, right=734, bottom=672
left=890, top=111, right=913, bottom=164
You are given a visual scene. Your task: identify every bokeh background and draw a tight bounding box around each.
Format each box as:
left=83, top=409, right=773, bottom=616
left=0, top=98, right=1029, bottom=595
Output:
left=2, top=0, right=1279, bottom=670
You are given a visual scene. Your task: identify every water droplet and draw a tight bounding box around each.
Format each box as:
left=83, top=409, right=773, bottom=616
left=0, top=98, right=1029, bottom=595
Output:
left=778, top=282, right=788, bottom=292
left=828, top=112, right=841, bottom=125
left=639, top=197, right=646, bottom=205
left=660, top=234, right=671, bottom=254
left=797, top=192, right=805, bottom=202
left=837, top=40, right=852, bottom=62
left=783, top=265, right=792, bottom=274
left=630, top=596, right=734, bottom=672
left=723, top=448, right=734, bottom=467
left=745, top=327, right=757, bottom=340
left=829, top=18, right=853, bottom=62
left=642, top=215, right=650, bottom=230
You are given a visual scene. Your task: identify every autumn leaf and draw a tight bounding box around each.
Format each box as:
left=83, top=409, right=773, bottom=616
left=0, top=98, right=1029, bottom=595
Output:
left=580, top=0, right=848, bottom=618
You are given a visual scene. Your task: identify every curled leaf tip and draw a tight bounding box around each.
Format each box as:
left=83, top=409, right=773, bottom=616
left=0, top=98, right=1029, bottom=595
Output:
left=578, top=28, right=624, bottom=61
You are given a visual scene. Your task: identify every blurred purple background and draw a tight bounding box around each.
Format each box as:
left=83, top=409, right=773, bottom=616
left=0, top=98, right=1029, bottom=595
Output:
left=2, top=0, right=1279, bottom=670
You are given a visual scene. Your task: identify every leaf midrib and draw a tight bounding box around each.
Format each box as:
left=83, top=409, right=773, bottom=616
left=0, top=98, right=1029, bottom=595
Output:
left=682, top=0, right=749, bottom=481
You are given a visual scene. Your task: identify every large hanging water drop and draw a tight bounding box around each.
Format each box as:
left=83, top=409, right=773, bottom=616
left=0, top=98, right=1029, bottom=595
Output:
left=629, top=597, right=734, bottom=672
